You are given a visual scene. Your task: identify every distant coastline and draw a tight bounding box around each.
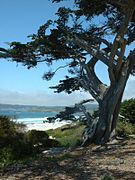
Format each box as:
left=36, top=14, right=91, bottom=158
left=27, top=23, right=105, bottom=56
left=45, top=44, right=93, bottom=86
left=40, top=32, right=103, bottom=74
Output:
left=0, top=103, right=98, bottom=131
left=0, top=103, right=65, bottom=112
left=0, top=103, right=98, bottom=112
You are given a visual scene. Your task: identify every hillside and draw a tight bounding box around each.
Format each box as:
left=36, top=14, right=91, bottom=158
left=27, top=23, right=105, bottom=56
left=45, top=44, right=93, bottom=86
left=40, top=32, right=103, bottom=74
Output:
left=0, top=104, right=65, bottom=112
left=0, top=103, right=98, bottom=113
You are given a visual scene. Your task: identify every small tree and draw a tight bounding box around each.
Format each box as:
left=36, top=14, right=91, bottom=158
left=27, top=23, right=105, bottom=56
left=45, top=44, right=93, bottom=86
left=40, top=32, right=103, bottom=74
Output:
left=0, top=0, right=135, bottom=145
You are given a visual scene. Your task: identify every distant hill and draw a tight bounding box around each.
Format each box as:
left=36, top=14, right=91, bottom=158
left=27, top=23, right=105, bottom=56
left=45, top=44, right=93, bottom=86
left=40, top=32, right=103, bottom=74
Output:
left=0, top=104, right=64, bottom=112
left=0, top=103, right=98, bottom=113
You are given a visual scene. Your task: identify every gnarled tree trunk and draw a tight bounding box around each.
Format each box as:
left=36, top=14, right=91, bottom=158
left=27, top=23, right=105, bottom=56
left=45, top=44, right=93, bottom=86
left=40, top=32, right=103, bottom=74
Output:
left=82, top=62, right=130, bottom=145
left=81, top=1, right=135, bottom=145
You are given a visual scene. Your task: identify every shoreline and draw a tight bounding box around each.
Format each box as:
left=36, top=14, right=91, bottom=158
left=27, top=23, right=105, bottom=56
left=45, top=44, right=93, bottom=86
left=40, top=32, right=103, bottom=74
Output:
left=24, top=120, right=72, bottom=131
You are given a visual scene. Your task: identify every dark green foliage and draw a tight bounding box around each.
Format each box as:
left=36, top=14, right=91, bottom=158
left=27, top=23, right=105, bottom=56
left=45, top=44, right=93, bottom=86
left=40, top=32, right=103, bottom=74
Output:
left=0, top=0, right=135, bottom=145
left=0, top=116, right=35, bottom=160
left=0, top=116, right=16, bottom=148
left=26, top=130, right=49, bottom=146
left=0, top=0, right=134, bottom=93
left=0, top=148, right=14, bottom=167
left=55, top=106, right=79, bottom=120
left=0, top=116, right=60, bottom=167
left=120, top=99, right=135, bottom=124
left=26, top=130, right=60, bottom=150
left=117, top=98, right=135, bottom=137
left=0, top=0, right=134, bottom=99
left=11, top=132, right=34, bottom=159
left=0, top=116, right=16, bottom=135
left=50, top=77, right=82, bottom=94
left=46, top=122, right=85, bottom=147
left=47, top=104, right=83, bottom=122
left=116, top=120, right=135, bottom=137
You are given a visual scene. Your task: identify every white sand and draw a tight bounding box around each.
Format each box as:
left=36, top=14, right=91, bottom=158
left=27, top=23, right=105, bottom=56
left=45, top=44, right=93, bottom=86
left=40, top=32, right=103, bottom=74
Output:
left=25, top=121, right=72, bottom=131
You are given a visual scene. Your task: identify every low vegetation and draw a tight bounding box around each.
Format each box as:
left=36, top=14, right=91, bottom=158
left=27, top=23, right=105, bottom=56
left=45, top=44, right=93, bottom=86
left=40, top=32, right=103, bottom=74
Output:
left=116, top=98, right=135, bottom=137
left=116, top=120, right=135, bottom=137
left=0, top=116, right=59, bottom=168
left=46, top=123, right=85, bottom=147
left=0, top=99, right=135, bottom=168
left=120, top=98, right=135, bottom=124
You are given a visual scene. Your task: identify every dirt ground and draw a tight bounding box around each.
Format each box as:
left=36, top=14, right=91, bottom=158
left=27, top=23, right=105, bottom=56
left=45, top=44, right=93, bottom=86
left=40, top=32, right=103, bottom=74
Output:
left=0, top=138, right=135, bottom=180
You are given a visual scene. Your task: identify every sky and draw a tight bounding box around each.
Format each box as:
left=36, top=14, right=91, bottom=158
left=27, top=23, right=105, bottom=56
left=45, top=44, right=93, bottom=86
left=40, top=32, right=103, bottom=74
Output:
left=0, top=0, right=135, bottom=106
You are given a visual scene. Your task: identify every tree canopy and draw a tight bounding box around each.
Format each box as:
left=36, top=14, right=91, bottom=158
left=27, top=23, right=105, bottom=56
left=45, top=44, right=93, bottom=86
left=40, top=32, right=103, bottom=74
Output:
left=0, top=0, right=135, bottom=145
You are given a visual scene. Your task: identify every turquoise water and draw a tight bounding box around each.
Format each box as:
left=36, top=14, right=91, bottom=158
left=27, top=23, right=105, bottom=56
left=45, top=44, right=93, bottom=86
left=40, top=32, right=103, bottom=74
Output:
left=0, top=110, right=57, bottom=119
left=0, top=110, right=57, bottom=124
left=0, top=104, right=97, bottom=124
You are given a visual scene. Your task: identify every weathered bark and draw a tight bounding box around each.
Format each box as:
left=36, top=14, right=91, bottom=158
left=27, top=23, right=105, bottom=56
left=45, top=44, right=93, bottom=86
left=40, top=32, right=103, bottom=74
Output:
left=82, top=62, right=130, bottom=146
left=81, top=1, right=135, bottom=146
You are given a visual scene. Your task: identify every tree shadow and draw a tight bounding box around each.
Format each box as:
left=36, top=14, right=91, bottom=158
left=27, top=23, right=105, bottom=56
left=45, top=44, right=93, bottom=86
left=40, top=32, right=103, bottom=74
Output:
left=1, top=140, right=135, bottom=180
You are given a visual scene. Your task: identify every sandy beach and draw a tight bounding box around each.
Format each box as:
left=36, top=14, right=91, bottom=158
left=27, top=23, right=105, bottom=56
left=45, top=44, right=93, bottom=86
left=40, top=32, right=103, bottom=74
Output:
left=25, top=120, right=72, bottom=131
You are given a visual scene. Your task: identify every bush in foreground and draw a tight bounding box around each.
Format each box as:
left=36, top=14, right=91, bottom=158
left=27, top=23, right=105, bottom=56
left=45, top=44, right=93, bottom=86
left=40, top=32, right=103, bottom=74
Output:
left=25, top=129, right=60, bottom=151
left=0, top=115, right=60, bottom=167
left=0, top=115, right=35, bottom=166
left=26, top=130, right=49, bottom=146
left=0, top=115, right=16, bottom=148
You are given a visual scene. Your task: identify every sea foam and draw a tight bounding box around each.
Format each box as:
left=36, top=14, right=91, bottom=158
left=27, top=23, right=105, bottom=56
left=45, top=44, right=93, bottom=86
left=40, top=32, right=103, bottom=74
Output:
left=15, top=117, right=71, bottom=131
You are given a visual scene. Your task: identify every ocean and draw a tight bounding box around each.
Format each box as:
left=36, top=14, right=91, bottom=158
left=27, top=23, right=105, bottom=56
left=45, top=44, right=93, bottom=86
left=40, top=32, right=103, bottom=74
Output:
left=0, top=104, right=75, bottom=131
left=0, top=110, right=57, bottom=124
left=0, top=110, right=56, bottom=119
left=0, top=104, right=63, bottom=125
left=0, top=103, right=98, bottom=127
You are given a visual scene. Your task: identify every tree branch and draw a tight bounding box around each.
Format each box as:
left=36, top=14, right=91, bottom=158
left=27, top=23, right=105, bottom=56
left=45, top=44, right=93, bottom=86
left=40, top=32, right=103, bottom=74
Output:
left=74, top=99, right=94, bottom=123
left=77, top=76, right=100, bottom=102
left=78, top=57, right=107, bottom=103
left=108, top=0, right=135, bottom=83
left=77, top=99, right=95, bottom=105
left=54, top=64, right=69, bottom=74
left=67, top=35, right=110, bottom=67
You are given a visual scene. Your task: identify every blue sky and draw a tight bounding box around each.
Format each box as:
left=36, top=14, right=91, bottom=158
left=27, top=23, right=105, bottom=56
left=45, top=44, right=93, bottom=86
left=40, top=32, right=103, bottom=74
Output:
left=0, top=0, right=134, bottom=106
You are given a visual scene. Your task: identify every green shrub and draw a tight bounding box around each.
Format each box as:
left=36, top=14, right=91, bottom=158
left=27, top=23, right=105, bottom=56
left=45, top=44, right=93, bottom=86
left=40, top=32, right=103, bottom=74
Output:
left=0, top=116, right=16, bottom=148
left=25, top=130, right=60, bottom=151
left=116, top=120, right=135, bottom=137
left=0, top=116, right=35, bottom=163
left=0, top=116, right=16, bottom=133
left=0, top=116, right=62, bottom=167
left=11, top=132, right=35, bottom=159
left=0, top=148, right=14, bottom=167
left=26, top=130, right=49, bottom=146
left=47, top=123, right=85, bottom=147
left=120, top=99, right=135, bottom=124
